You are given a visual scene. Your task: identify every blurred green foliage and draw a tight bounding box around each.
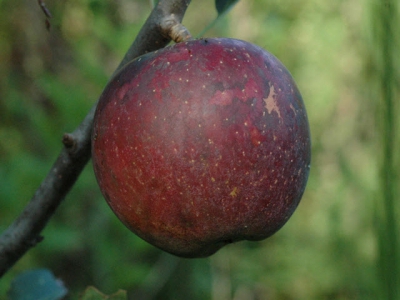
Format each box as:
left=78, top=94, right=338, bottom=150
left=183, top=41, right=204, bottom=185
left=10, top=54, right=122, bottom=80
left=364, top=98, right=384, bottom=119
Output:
left=0, top=0, right=399, bottom=299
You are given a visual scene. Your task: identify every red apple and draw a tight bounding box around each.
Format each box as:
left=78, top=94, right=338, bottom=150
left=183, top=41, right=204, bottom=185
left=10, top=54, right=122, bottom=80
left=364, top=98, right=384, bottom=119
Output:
left=92, top=38, right=311, bottom=258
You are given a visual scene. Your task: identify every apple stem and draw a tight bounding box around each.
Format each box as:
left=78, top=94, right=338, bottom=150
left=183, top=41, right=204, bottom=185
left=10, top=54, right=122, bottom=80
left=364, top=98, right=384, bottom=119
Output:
left=160, top=15, right=193, bottom=43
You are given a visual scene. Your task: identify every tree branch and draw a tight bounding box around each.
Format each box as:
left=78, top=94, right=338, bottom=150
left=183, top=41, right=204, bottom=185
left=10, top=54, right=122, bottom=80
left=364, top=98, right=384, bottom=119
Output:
left=0, top=0, right=191, bottom=278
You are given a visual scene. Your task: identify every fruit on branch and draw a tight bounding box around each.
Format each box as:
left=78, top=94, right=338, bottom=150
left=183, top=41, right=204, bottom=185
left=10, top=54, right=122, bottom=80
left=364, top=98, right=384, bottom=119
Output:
left=92, top=38, right=311, bottom=258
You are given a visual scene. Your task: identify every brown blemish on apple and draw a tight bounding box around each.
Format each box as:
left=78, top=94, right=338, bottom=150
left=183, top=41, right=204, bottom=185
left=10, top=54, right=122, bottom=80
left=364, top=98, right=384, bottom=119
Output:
left=263, top=84, right=281, bottom=118
left=229, top=187, right=238, bottom=198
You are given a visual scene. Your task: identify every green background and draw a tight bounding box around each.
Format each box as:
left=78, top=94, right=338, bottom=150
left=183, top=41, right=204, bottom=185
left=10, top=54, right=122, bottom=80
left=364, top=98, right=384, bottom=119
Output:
left=0, top=0, right=399, bottom=299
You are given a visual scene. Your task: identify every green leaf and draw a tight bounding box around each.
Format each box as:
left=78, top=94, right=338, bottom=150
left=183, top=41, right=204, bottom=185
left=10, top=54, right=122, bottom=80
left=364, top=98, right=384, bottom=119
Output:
left=7, top=269, right=68, bottom=300
left=215, top=0, right=240, bottom=16
left=79, top=286, right=127, bottom=300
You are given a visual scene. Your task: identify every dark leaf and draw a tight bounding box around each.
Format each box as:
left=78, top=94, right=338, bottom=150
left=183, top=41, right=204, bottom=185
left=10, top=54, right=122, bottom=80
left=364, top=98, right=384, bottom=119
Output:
left=7, top=269, right=68, bottom=300
left=215, top=0, right=240, bottom=16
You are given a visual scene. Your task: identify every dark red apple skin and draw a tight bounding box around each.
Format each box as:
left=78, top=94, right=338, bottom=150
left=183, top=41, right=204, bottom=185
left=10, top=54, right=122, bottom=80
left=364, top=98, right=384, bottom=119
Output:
left=92, top=38, right=311, bottom=258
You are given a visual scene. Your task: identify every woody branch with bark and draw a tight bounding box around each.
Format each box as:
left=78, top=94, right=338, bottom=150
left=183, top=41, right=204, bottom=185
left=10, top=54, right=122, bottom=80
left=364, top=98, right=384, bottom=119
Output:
left=0, top=0, right=192, bottom=277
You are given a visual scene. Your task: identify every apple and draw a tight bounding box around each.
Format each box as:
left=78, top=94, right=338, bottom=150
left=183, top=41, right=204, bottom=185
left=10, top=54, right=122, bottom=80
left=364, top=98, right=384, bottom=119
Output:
left=92, top=38, right=311, bottom=258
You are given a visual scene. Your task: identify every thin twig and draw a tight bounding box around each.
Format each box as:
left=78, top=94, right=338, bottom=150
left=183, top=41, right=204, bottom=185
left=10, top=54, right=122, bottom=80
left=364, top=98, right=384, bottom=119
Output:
left=38, top=0, right=52, bottom=18
left=38, top=0, right=52, bottom=30
left=0, top=0, right=191, bottom=278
